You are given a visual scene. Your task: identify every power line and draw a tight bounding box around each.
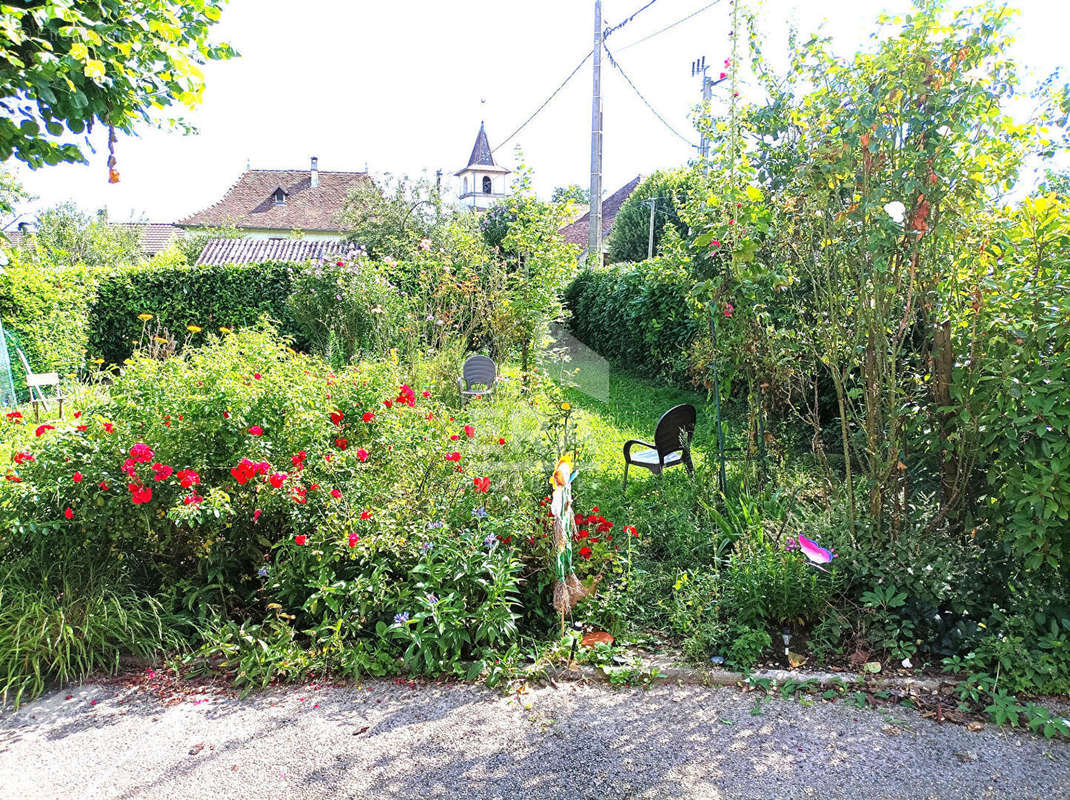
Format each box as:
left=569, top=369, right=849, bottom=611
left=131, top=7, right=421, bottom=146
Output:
left=618, top=0, right=724, bottom=53
left=604, top=0, right=662, bottom=38
left=603, top=41, right=696, bottom=148
left=492, top=49, right=594, bottom=154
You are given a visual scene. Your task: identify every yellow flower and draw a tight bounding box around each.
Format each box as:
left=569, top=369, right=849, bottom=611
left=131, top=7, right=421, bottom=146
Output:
left=153, top=336, right=168, bottom=344
left=219, top=326, right=232, bottom=334
left=560, top=402, right=571, bottom=411
left=138, top=313, right=153, bottom=321
left=186, top=324, right=202, bottom=333
left=92, top=358, right=104, bottom=365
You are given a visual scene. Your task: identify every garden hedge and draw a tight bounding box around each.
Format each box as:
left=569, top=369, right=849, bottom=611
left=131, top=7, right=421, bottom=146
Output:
left=86, top=262, right=302, bottom=364
left=564, top=258, right=703, bottom=384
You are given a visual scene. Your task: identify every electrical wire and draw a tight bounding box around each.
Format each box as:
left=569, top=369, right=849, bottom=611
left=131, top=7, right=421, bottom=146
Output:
left=603, top=41, right=696, bottom=148
left=617, top=0, right=724, bottom=53
left=603, top=0, right=662, bottom=38
left=492, top=49, right=593, bottom=154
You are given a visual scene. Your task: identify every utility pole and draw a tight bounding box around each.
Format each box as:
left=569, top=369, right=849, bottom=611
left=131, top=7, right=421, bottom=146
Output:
left=693, top=54, right=728, bottom=495
left=587, top=0, right=603, bottom=267
left=644, top=197, right=657, bottom=259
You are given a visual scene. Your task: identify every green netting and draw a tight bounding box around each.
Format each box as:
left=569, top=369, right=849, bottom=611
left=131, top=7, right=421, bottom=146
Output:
left=0, top=319, right=17, bottom=407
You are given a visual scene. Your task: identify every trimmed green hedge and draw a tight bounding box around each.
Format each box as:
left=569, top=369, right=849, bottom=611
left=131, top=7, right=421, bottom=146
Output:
left=563, top=257, right=702, bottom=384
left=87, top=262, right=301, bottom=364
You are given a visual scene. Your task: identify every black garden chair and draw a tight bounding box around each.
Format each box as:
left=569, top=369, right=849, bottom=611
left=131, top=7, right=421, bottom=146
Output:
left=456, top=355, right=498, bottom=406
left=622, top=403, right=696, bottom=490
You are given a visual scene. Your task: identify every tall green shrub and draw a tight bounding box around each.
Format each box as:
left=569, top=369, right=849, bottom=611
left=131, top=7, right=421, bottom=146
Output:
left=564, top=255, right=701, bottom=384
left=87, top=262, right=300, bottom=364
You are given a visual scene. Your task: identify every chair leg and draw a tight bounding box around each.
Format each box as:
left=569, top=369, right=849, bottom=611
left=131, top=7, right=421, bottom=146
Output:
left=684, top=450, right=695, bottom=478
left=33, top=400, right=40, bottom=423
left=622, top=461, right=629, bottom=492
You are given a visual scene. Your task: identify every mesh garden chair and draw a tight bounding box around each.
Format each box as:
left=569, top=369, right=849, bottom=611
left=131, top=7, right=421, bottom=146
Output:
left=622, top=403, right=696, bottom=490
left=456, top=355, right=497, bottom=406
left=16, top=348, right=65, bottom=422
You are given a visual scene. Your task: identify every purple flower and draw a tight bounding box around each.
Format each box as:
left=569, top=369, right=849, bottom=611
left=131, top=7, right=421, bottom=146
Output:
left=472, top=506, right=488, bottom=520
left=257, top=566, right=270, bottom=578
left=427, top=520, right=444, bottom=529
left=393, top=612, right=410, bottom=625
left=421, top=541, right=433, bottom=553
left=484, top=533, right=497, bottom=550
left=426, top=593, right=438, bottom=605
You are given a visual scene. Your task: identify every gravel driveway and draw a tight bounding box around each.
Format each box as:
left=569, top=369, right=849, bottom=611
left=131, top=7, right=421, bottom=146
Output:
left=1, top=678, right=1067, bottom=800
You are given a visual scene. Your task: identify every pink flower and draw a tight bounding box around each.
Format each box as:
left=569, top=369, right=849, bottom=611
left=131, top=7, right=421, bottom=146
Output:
left=356, top=448, right=368, bottom=462
left=348, top=532, right=359, bottom=547
left=709, top=239, right=721, bottom=249
left=419, top=238, right=432, bottom=251
left=35, top=424, right=55, bottom=437
left=130, top=485, right=152, bottom=505
left=184, top=493, right=203, bottom=506
left=248, top=426, right=264, bottom=436
left=330, top=488, right=342, bottom=499
left=464, top=425, right=475, bottom=438
left=268, top=472, right=287, bottom=489
left=253, top=373, right=262, bottom=380
left=177, top=469, right=199, bottom=488
left=422, top=390, right=431, bottom=398
left=129, top=443, right=154, bottom=463
left=151, top=463, right=173, bottom=482
left=724, top=303, right=734, bottom=318
left=253, top=509, right=262, bottom=522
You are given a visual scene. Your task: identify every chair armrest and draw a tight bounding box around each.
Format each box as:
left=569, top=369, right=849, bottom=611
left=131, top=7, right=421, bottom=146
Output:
left=457, top=377, right=466, bottom=393
left=623, top=439, right=657, bottom=460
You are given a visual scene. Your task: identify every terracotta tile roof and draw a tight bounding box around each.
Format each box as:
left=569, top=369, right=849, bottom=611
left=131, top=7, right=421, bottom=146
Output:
left=114, top=223, right=183, bottom=256
left=5, top=223, right=180, bottom=257
left=179, top=169, right=371, bottom=232
left=559, top=175, right=642, bottom=249
left=196, top=237, right=362, bottom=266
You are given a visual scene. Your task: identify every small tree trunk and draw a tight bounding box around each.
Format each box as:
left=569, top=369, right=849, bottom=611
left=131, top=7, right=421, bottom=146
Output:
left=933, top=318, right=956, bottom=513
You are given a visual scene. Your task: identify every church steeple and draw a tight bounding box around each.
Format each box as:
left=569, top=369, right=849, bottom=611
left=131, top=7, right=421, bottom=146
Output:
left=455, top=122, right=510, bottom=210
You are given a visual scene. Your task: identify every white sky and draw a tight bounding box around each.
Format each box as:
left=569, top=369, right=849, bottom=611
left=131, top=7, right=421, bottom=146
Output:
left=9, top=0, right=1068, bottom=223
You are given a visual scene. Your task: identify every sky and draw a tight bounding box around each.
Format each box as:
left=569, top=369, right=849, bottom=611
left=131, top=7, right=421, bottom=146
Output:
left=8, top=0, right=1068, bottom=224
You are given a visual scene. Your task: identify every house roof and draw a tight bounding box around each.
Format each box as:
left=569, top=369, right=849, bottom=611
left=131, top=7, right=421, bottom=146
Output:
left=559, top=175, right=643, bottom=250
left=455, top=123, right=510, bottom=175
left=115, top=223, right=183, bottom=256
left=196, top=237, right=363, bottom=266
left=178, top=169, right=371, bottom=232
left=4, top=222, right=181, bottom=257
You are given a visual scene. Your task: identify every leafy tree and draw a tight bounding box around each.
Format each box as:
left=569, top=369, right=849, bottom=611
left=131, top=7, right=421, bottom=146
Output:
left=18, top=202, right=142, bottom=266
left=0, top=168, right=31, bottom=221
left=551, top=184, right=589, bottom=205
left=0, top=1, right=235, bottom=169
left=339, top=173, right=443, bottom=260
left=608, top=169, right=694, bottom=263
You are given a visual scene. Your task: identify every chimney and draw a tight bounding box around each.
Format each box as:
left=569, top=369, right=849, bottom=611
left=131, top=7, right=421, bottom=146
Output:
left=310, top=156, right=319, bottom=188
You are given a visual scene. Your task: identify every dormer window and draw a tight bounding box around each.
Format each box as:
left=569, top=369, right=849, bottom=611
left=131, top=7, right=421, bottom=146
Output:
left=272, top=185, right=288, bottom=206
left=482, top=176, right=492, bottom=194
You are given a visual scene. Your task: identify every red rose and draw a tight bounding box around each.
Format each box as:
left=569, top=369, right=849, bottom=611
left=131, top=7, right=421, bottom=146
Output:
left=335, top=438, right=348, bottom=450
left=360, top=509, right=372, bottom=520
left=330, top=488, right=342, bottom=499
left=64, top=507, right=74, bottom=519
left=253, top=509, right=262, bottom=522
left=294, top=535, right=306, bottom=546
left=35, top=424, right=55, bottom=437
left=579, top=546, right=593, bottom=559
left=99, top=480, right=109, bottom=490
left=76, top=425, right=88, bottom=432
left=177, top=469, right=199, bottom=488
left=152, top=463, right=173, bottom=482
left=253, top=373, right=262, bottom=380
left=362, top=412, right=374, bottom=423
left=183, top=493, right=203, bottom=506
left=383, top=400, right=393, bottom=408
left=356, top=448, right=368, bottom=462
left=498, top=438, right=506, bottom=445
left=130, top=485, right=152, bottom=505
left=422, top=390, right=431, bottom=398
left=129, top=443, right=154, bottom=463
left=445, top=452, right=461, bottom=462
left=464, top=425, right=475, bottom=438
left=268, top=472, right=287, bottom=489
left=248, top=426, right=264, bottom=436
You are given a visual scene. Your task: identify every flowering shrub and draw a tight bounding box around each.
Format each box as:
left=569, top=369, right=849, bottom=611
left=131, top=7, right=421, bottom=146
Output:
left=0, top=324, right=553, bottom=682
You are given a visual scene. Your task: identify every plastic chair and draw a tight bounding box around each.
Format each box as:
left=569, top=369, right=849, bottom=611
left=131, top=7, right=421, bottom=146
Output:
left=457, top=355, right=497, bottom=406
left=16, top=348, right=64, bottom=422
left=622, top=404, right=696, bottom=490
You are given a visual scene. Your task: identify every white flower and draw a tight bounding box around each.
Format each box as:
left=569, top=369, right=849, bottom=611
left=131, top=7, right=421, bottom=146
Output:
left=371, top=305, right=384, bottom=314
left=883, top=201, right=906, bottom=224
